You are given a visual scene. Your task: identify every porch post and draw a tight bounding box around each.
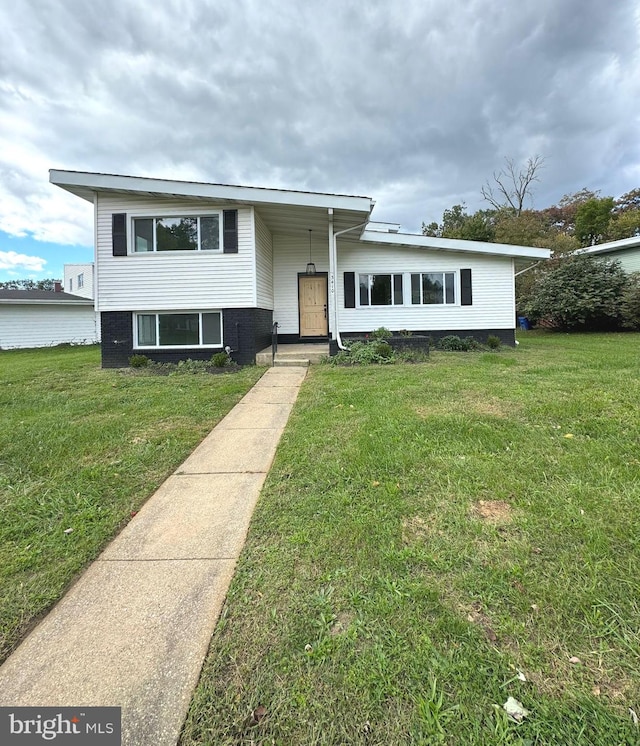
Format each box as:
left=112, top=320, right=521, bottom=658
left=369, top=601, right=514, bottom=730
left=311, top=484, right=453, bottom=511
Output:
left=328, top=208, right=337, bottom=340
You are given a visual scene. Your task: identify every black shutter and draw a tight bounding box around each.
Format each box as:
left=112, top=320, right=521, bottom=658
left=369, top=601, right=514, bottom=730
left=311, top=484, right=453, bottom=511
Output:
left=112, top=214, right=127, bottom=256
left=344, top=272, right=356, bottom=308
left=223, top=210, right=238, bottom=253
left=460, top=269, right=473, bottom=306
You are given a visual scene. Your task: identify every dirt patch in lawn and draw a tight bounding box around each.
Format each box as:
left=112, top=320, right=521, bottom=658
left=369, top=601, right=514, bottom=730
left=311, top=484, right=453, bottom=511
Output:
left=401, top=515, right=435, bottom=544
left=472, top=500, right=513, bottom=524
left=415, top=392, right=516, bottom=420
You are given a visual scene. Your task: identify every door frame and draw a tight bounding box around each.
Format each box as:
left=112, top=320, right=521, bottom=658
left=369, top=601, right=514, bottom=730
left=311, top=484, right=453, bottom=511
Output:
left=297, top=272, right=329, bottom=339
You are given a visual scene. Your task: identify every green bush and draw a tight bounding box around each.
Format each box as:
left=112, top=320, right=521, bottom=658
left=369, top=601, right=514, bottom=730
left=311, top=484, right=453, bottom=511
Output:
left=331, top=340, right=395, bottom=366
left=371, top=326, right=393, bottom=341
left=129, top=354, right=149, bottom=368
left=438, top=335, right=468, bottom=351
left=621, top=272, right=640, bottom=330
left=211, top=352, right=230, bottom=367
left=524, top=254, right=627, bottom=331
left=486, top=335, right=501, bottom=349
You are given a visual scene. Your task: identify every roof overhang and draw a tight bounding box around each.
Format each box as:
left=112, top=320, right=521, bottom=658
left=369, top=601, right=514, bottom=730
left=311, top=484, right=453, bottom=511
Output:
left=580, top=235, right=640, bottom=256
left=359, top=230, right=551, bottom=260
left=49, top=170, right=374, bottom=236
left=0, top=299, right=93, bottom=305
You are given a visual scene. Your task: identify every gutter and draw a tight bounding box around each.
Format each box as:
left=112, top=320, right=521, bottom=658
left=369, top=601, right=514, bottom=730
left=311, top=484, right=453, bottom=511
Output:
left=331, top=220, right=370, bottom=350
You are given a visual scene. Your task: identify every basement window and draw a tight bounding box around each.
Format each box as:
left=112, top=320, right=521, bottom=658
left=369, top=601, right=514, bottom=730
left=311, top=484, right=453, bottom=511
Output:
left=133, top=215, right=221, bottom=253
left=135, top=312, right=222, bottom=348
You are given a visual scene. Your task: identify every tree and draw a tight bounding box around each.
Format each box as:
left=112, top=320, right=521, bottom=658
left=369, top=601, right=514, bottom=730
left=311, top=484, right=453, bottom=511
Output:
left=422, top=203, right=495, bottom=242
left=524, top=254, right=626, bottom=331
left=574, top=197, right=615, bottom=246
left=604, top=209, right=640, bottom=241
left=621, top=273, right=640, bottom=330
left=614, top=188, right=640, bottom=214
left=0, top=279, right=60, bottom=290
left=481, top=155, right=544, bottom=215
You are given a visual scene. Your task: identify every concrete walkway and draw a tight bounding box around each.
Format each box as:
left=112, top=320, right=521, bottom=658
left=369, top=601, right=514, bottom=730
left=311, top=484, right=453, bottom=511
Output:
left=0, top=366, right=307, bottom=745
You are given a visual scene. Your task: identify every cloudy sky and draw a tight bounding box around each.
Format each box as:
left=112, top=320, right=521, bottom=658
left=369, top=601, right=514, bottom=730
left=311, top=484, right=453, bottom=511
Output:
left=1, top=0, right=639, bottom=282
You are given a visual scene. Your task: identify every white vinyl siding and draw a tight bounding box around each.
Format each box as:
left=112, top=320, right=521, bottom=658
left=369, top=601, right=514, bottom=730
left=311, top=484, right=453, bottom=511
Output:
left=254, top=210, right=274, bottom=309
left=272, top=233, right=330, bottom=334
left=607, top=248, right=640, bottom=274
left=0, top=305, right=100, bottom=349
left=63, top=263, right=95, bottom=300
left=96, top=194, right=254, bottom=311
left=339, top=240, right=516, bottom=331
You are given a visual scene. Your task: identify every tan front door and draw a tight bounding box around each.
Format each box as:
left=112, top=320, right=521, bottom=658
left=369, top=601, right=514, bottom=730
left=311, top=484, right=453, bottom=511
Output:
left=299, top=275, right=328, bottom=337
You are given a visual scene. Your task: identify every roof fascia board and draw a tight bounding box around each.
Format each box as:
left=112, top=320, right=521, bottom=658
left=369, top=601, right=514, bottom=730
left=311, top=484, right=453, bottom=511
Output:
left=580, top=235, right=640, bottom=255
left=49, top=170, right=373, bottom=213
left=0, top=299, right=93, bottom=305
left=359, top=229, right=550, bottom=260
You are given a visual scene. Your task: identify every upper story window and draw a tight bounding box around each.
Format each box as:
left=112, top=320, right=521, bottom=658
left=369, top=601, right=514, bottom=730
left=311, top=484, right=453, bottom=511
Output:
left=358, top=274, right=403, bottom=306
left=133, top=215, right=221, bottom=253
left=411, top=272, right=456, bottom=305
left=68, top=278, right=73, bottom=292
left=77, top=273, right=84, bottom=288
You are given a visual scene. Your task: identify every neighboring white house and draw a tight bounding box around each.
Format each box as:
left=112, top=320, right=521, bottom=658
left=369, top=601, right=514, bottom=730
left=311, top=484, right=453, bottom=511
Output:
left=49, top=169, right=550, bottom=367
left=581, top=235, right=640, bottom=274
left=0, top=289, right=99, bottom=350
left=64, top=263, right=95, bottom=299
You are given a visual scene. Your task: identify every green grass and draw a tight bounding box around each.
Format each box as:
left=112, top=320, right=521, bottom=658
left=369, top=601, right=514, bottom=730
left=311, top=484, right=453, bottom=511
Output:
left=0, top=345, right=265, bottom=663
left=181, top=333, right=640, bottom=745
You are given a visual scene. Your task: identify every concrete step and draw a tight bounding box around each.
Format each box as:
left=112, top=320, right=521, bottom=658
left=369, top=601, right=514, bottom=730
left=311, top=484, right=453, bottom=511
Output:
left=274, top=358, right=310, bottom=367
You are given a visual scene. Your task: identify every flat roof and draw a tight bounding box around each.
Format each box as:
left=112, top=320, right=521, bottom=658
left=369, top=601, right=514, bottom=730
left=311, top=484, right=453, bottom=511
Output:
left=360, top=229, right=551, bottom=260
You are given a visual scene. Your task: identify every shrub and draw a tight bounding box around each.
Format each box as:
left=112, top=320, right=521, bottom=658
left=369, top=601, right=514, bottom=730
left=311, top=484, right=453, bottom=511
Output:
left=211, top=351, right=230, bottom=367
left=371, top=326, right=393, bottom=341
left=396, top=348, right=430, bottom=363
left=398, top=329, right=413, bottom=337
left=438, top=335, right=468, bottom=351
left=621, top=272, right=640, bottom=330
left=437, top=335, right=481, bottom=352
left=129, top=354, right=149, bottom=368
left=486, top=335, right=501, bottom=349
left=524, top=254, right=627, bottom=331
left=331, top=340, right=395, bottom=366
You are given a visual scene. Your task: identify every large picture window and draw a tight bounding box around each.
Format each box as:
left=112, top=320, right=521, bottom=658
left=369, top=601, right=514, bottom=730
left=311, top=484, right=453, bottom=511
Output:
left=135, top=312, right=222, bottom=348
left=411, top=272, right=455, bottom=305
left=133, top=215, right=221, bottom=253
left=358, top=274, right=403, bottom=306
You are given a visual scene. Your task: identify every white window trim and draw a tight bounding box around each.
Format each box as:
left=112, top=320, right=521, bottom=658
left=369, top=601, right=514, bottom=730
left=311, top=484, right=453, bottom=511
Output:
left=130, top=210, right=223, bottom=254
left=133, top=311, right=223, bottom=349
left=77, top=273, right=84, bottom=288
left=410, top=271, right=458, bottom=306
left=357, top=272, right=404, bottom=308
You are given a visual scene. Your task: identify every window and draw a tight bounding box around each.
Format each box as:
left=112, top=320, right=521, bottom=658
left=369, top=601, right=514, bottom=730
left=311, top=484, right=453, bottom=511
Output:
left=133, top=215, right=221, bottom=253
left=77, top=273, right=84, bottom=289
left=358, top=274, right=403, bottom=306
left=68, top=278, right=73, bottom=292
left=135, top=312, right=222, bottom=348
left=411, top=272, right=455, bottom=305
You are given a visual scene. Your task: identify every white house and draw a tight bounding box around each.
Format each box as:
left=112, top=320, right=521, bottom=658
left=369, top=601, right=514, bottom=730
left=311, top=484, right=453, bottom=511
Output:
left=49, top=169, right=550, bottom=367
left=581, top=235, right=640, bottom=274
left=0, top=288, right=99, bottom=350
left=64, top=263, right=95, bottom=299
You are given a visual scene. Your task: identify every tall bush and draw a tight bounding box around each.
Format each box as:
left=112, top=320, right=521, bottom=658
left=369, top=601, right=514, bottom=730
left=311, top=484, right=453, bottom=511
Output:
left=524, top=254, right=627, bottom=331
left=621, top=272, right=640, bottom=330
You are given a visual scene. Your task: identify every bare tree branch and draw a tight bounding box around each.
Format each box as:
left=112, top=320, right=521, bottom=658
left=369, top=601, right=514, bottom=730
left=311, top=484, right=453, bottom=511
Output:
left=481, top=155, right=545, bottom=215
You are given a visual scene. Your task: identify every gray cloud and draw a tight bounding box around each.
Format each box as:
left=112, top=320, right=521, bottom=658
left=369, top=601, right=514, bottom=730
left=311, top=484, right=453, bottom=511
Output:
left=1, top=0, right=639, bottom=242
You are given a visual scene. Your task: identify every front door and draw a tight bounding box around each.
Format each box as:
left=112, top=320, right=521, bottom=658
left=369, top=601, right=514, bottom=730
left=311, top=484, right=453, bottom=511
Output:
left=299, top=275, right=328, bottom=337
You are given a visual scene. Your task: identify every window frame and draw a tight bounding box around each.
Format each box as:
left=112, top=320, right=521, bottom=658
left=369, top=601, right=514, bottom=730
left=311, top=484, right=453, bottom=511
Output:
left=410, top=271, right=457, bottom=306
left=357, top=273, right=404, bottom=308
left=131, top=211, right=223, bottom=254
left=77, top=273, right=84, bottom=289
left=133, top=311, right=223, bottom=349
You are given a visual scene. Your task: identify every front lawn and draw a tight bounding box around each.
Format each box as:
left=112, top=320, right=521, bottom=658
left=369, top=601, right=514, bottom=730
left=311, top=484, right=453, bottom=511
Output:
left=181, top=333, right=640, bottom=745
left=0, top=345, right=265, bottom=663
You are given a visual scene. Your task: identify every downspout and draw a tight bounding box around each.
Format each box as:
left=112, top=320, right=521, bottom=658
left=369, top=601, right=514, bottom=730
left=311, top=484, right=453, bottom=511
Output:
left=331, top=219, right=370, bottom=350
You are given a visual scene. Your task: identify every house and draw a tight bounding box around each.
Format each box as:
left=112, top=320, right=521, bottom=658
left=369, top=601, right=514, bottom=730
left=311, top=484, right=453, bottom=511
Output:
left=63, top=262, right=95, bottom=299
left=581, top=235, right=640, bottom=274
left=49, top=169, right=550, bottom=367
left=0, top=287, right=99, bottom=350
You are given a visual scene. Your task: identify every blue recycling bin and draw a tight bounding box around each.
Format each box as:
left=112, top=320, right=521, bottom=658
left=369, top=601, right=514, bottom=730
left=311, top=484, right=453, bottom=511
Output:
left=517, top=316, right=531, bottom=331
